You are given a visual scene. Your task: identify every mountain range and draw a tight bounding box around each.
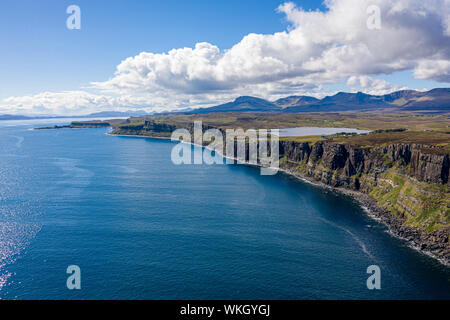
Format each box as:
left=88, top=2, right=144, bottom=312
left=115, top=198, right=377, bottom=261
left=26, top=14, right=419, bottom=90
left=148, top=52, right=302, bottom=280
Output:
left=191, top=88, right=450, bottom=114
left=1, top=88, right=449, bottom=120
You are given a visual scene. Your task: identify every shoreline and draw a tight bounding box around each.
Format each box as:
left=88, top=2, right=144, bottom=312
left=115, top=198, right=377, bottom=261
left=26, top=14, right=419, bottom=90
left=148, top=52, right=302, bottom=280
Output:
left=109, top=131, right=449, bottom=267
left=279, top=166, right=450, bottom=267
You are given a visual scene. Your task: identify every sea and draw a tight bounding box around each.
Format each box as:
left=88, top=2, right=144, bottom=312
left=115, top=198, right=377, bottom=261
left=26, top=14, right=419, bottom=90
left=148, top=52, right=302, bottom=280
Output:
left=0, top=119, right=449, bottom=299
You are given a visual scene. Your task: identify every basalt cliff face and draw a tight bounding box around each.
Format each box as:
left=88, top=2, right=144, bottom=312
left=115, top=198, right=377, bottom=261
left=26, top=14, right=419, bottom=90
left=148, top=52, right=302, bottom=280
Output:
left=280, top=140, right=450, bottom=263
left=280, top=141, right=449, bottom=186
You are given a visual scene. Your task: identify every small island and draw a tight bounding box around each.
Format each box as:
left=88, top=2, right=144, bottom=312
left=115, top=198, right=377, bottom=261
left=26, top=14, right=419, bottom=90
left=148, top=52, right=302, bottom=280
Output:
left=35, top=120, right=122, bottom=130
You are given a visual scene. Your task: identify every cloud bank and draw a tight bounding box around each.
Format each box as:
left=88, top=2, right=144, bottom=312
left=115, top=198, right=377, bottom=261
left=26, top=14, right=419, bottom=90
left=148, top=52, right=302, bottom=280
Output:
left=1, top=91, right=155, bottom=116
left=1, top=0, right=449, bottom=115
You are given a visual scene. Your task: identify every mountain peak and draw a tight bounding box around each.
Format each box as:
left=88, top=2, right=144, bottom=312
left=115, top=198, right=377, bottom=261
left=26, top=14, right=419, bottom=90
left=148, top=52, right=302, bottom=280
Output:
left=234, top=96, right=267, bottom=103
left=191, top=88, right=450, bottom=114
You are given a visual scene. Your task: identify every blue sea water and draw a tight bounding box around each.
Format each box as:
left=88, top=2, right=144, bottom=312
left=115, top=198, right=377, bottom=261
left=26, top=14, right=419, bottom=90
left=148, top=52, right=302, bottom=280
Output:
left=0, top=119, right=449, bottom=300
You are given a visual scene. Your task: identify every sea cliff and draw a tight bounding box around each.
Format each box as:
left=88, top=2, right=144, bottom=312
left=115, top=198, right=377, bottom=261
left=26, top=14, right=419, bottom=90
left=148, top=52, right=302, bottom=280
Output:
left=279, top=140, right=449, bottom=263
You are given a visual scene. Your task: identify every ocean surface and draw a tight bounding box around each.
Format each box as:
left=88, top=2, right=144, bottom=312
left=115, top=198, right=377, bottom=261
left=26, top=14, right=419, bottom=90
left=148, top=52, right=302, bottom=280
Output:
left=0, top=119, right=449, bottom=300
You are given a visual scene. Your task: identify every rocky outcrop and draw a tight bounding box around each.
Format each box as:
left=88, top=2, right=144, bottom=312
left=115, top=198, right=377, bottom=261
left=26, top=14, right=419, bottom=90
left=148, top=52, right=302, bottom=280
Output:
left=280, top=141, right=450, bottom=187
left=409, top=148, right=449, bottom=185
left=143, top=121, right=177, bottom=133
left=36, top=121, right=112, bottom=130
left=281, top=141, right=311, bottom=162
left=279, top=140, right=450, bottom=263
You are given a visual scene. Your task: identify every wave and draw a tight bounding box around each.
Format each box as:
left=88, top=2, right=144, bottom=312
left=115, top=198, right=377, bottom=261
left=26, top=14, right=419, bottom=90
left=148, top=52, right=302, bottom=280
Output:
left=317, top=216, right=377, bottom=262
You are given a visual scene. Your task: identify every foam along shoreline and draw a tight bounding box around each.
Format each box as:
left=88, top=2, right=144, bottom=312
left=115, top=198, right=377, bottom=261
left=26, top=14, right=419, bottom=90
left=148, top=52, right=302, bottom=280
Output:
left=108, top=131, right=449, bottom=267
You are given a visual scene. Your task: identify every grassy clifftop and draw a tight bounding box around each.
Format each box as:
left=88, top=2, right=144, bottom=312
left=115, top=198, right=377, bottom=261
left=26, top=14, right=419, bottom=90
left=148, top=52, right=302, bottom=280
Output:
left=121, top=112, right=450, bottom=132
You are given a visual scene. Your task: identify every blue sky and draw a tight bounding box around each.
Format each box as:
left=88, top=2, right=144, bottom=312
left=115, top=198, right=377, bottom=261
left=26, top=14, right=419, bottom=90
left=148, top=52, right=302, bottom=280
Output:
left=0, top=0, right=449, bottom=115
left=0, top=0, right=307, bottom=98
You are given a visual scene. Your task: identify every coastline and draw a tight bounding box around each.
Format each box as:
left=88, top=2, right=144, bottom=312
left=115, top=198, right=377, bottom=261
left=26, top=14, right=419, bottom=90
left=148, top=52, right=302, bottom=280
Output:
left=279, top=167, right=450, bottom=267
left=108, top=131, right=449, bottom=267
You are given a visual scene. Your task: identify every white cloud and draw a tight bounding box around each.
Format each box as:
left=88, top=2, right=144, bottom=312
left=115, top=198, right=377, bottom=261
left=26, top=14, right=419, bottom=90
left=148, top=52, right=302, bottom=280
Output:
left=0, top=91, right=155, bottom=116
left=346, top=75, right=409, bottom=95
left=93, top=0, right=450, bottom=95
left=2, top=0, right=450, bottom=115
left=414, top=59, right=450, bottom=82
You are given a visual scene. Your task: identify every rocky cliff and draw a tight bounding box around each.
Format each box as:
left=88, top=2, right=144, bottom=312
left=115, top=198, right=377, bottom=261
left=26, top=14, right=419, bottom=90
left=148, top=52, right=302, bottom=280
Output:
left=281, top=141, right=449, bottom=186
left=280, top=140, right=450, bottom=263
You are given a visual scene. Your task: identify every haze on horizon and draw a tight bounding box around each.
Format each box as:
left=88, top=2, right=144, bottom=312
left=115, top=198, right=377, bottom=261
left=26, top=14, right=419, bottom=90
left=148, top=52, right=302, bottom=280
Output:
left=0, top=0, right=449, bottom=116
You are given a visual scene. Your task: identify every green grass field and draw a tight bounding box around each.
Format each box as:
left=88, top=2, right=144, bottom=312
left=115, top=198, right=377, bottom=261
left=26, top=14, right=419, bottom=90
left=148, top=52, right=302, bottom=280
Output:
left=120, top=112, right=450, bottom=150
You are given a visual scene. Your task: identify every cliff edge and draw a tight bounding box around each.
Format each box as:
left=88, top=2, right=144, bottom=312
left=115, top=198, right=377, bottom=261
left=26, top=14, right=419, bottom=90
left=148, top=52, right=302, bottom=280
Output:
left=280, top=139, right=449, bottom=263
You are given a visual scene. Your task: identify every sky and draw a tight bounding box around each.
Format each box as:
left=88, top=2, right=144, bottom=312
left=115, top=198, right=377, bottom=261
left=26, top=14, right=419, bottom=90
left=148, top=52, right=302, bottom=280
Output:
left=0, top=0, right=449, bottom=115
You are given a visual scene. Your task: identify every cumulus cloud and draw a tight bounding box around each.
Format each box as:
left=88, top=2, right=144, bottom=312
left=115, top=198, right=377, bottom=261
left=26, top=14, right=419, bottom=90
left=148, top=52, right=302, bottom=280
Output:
left=0, top=89, right=276, bottom=116
left=93, top=0, right=450, bottom=97
left=346, top=75, right=408, bottom=95
left=2, top=0, right=450, bottom=115
left=414, top=59, right=450, bottom=82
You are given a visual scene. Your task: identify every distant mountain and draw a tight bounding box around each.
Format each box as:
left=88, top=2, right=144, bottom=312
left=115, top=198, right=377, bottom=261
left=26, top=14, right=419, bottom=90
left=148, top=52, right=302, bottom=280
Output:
left=190, top=88, right=450, bottom=114
left=86, top=110, right=152, bottom=117
left=193, top=96, right=282, bottom=113
left=2, top=89, right=449, bottom=120
left=397, top=88, right=450, bottom=111
left=274, top=96, right=320, bottom=108
left=0, top=114, right=34, bottom=120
